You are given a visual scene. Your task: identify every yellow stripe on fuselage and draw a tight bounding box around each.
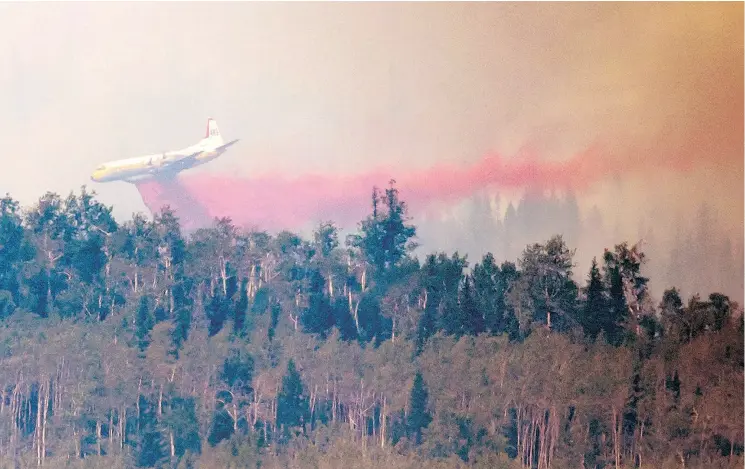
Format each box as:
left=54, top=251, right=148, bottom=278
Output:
left=91, top=160, right=157, bottom=182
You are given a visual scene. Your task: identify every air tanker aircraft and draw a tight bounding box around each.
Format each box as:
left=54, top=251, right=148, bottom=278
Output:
left=91, top=118, right=239, bottom=183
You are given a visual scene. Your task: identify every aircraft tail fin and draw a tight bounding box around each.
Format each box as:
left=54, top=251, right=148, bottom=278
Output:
left=204, top=118, right=224, bottom=144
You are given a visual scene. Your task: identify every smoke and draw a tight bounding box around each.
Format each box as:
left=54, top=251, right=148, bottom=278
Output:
left=133, top=145, right=610, bottom=232
left=135, top=177, right=211, bottom=231
left=135, top=138, right=698, bottom=232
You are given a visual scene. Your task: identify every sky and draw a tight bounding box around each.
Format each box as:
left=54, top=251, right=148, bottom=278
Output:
left=0, top=2, right=742, bottom=298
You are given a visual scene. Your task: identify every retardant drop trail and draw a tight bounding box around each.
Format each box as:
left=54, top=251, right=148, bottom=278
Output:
left=132, top=146, right=643, bottom=232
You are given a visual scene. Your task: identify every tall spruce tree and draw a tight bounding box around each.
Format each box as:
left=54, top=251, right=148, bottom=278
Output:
left=136, top=295, right=154, bottom=352
left=301, top=269, right=334, bottom=338
left=407, top=371, right=432, bottom=445
left=456, top=275, right=485, bottom=336
left=579, top=257, right=609, bottom=341
left=233, top=277, right=249, bottom=338
left=206, top=284, right=227, bottom=337
left=276, top=359, right=309, bottom=433
left=348, top=180, right=417, bottom=284
left=472, top=253, right=507, bottom=335
left=136, top=395, right=167, bottom=467
left=170, top=278, right=193, bottom=358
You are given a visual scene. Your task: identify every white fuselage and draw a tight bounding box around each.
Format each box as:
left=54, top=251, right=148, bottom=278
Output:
left=91, top=119, right=238, bottom=183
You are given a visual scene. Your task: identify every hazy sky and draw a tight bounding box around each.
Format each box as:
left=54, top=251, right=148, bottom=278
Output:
left=0, top=2, right=742, bottom=243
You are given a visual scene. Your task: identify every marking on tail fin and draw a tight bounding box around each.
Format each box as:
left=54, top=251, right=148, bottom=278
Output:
left=205, top=118, right=220, bottom=139
left=205, top=118, right=213, bottom=138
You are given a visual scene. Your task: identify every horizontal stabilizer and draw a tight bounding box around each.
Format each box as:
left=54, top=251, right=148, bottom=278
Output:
left=218, top=139, right=240, bottom=151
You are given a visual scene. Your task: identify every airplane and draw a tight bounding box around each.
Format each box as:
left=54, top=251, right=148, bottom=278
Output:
left=90, top=118, right=239, bottom=183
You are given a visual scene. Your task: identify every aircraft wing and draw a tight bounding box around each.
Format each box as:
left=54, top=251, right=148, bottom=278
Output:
left=153, top=151, right=202, bottom=173
left=217, top=139, right=240, bottom=151
left=171, top=150, right=202, bottom=164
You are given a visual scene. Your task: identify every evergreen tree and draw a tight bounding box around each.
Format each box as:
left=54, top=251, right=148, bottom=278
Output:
left=313, top=221, right=339, bottom=258
left=356, top=290, right=386, bottom=344
left=415, top=253, right=468, bottom=352
left=603, top=249, right=629, bottom=345
left=301, top=269, right=334, bottom=337
left=659, top=287, right=684, bottom=339
left=407, top=371, right=432, bottom=445
left=207, top=404, right=235, bottom=447
left=136, top=295, right=154, bottom=352
left=220, top=348, right=254, bottom=396
left=415, top=298, right=437, bottom=356
left=135, top=396, right=167, bottom=468
left=206, top=284, right=227, bottom=337
left=164, top=397, right=202, bottom=458
left=453, top=275, right=484, bottom=336
left=348, top=180, right=417, bottom=284
left=499, top=261, right=522, bottom=339
left=708, top=292, right=731, bottom=331
left=518, top=235, right=578, bottom=332
left=579, top=258, right=609, bottom=341
left=252, top=286, right=270, bottom=315
left=472, top=253, right=507, bottom=335
left=268, top=298, right=281, bottom=341
left=170, top=278, right=194, bottom=358
left=0, top=195, right=31, bottom=307
left=233, top=277, right=249, bottom=338
left=276, top=359, right=309, bottom=432
left=603, top=241, right=649, bottom=344
left=332, top=296, right=358, bottom=341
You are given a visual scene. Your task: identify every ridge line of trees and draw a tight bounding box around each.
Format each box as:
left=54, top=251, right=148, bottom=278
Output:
left=0, top=183, right=741, bottom=469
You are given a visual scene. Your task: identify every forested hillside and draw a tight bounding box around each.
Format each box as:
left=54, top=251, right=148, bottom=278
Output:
left=0, top=183, right=742, bottom=469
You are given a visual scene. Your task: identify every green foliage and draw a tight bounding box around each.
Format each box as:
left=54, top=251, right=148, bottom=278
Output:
left=348, top=180, right=417, bottom=283
left=208, top=407, right=235, bottom=447
left=471, top=253, right=507, bottom=335
left=578, top=257, right=609, bottom=341
left=407, top=371, right=432, bottom=445
left=251, top=286, right=270, bottom=315
left=0, top=187, right=741, bottom=469
left=136, top=295, right=154, bottom=352
left=517, top=235, right=577, bottom=332
left=233, top=278, right=249, bottom=337
left=220, top=348, right=254, bottom=395
left=276, top=359, right=309, bottom=432
left=301, top=269, right=334, bottom=338
left=163, top=396, right=202, bottom=458
left=415, top=252, right=469, bottom=353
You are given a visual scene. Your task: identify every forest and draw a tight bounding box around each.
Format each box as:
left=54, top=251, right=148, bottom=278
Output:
left=0, top=183, right=742, bottom=469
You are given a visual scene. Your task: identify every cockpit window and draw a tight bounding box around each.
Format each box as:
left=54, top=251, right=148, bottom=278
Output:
left=96, top=165, right=106, bottom=171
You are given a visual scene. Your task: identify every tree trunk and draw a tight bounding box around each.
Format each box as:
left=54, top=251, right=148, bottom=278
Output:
left=35, top=381, right=42, bottom=467
left=612, top=406, right=620, bottom=469
left=121, top=406, right=126, bottom=449
left=391, top=317, right=396, bottom=344
left=349, top=290, right=361, bottom=334
left=73, top=426, right=80, bottom=460
left=380, top=396, right=387, bottom=448
left=108, top=410, right=114, bottom=453
left=309, top=384, right=317, bottom=429
left=516, top=406, right=522, bottom=465
left=136, top=376, right=142, bottom=434
left=41, top=381, right=49, bottom=467
left=96, top=419, right=102, bottom=456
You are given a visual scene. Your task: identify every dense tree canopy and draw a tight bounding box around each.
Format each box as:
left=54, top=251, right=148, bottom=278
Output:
left=0, top=185, right=741, bottom=469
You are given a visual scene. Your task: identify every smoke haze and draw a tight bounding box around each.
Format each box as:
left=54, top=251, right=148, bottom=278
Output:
left=0, top=2, right=742, bottom=301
